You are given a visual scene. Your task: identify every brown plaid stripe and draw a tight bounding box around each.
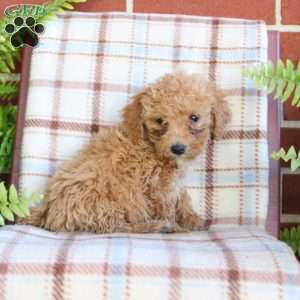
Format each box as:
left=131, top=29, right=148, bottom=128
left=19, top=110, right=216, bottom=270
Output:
left=2, top=261, right=299, bottom=282
left=204, top=18, right=219, bottom=227
left=1, top=262, right=299, bottom=283
left=52, top=235, right=75, bottom=300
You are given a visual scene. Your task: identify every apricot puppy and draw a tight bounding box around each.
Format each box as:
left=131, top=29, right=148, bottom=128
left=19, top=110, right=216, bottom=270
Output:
left=22, top=73, right=231, bottom=233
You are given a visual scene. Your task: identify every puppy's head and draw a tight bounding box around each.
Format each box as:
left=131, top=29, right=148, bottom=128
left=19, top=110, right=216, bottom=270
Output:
left=122, top=73, right=231, bottom=161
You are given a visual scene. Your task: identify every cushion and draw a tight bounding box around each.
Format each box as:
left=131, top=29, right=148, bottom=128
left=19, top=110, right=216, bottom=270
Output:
left=0, top=225, right=299, bottom=299
left=19, top=12, right=269, bottom=227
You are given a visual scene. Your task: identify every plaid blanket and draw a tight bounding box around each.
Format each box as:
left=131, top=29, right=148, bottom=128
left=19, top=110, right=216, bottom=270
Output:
left=19, top=12, right=268, bottom=228
left=7, top=12, right=299, bottom=299
left=0, top=225, right=299, bottom=300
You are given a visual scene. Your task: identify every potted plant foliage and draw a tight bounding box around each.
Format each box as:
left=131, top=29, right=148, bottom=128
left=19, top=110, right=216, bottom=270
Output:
left=0, top=0, right=87, bottom=225
left=246, top=60, right=300, bottom=258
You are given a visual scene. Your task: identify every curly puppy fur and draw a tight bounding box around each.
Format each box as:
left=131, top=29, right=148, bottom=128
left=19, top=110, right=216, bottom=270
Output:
left=21, top=73, right=231, bottom=233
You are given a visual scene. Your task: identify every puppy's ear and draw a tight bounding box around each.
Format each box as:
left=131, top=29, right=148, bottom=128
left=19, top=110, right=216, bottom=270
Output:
left=122, top=91, right=145, bottom=142
left=210, top=89, right=231, bottom=140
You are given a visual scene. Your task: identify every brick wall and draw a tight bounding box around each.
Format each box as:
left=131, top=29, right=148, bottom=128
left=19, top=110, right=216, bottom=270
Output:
left=1, top=0, right=300, bottom=224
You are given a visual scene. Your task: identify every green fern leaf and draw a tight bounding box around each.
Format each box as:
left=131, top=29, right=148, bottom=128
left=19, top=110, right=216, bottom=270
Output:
left=271, top=148, right=285, bottom=160
left=0, top=214, right=4, bottom=226
left=0, top=105, right=16, bottom=172
left=57, top=7, right=66, bottom=13
left=280, top=226, right=300, bottom=255
left=38, top=13, right=57, bottom=23
left=0, top=81, right=18, bottom=100
left=267, top=78, right=276, bottom=93
left=285, top=59, right=295, bottom=80
left=282, top=81, right=295, bottom=102
left=260, top=76, right=269, bottom=90
left=0, top=60, right=10, bottom=73
left=9, top=185, right=19, bottom=204
left=291, top=227, right=297, bottom=240
left=291, top=157, right=300, bottom=171
left=274, top=79, right=287, bottom=100
left=291, top=241, right=298, bottom=252
left=62, top=2, right=74, bottom=9
left=2, top=52, right=15, bottom=70
left=0, top=18, right=20, bottom=73
left=246, top=59, right=300, bottom=105
left=282, top=228, right=290, bottom=241
left=296, top=226, right=300, bottom=240
left=19, top=191, right=31, bottom=216
left=37, top=0, right=87, bottom=24
left=0, top=182, right=44, bottom=225
left=0, top=182, right=8, bottom=205
left=0, top=45, right=8, bottom=53
left=255, top=75, right=264, bottom=89
left=271, top=146, right=300, bottom=171
left=19, top=200, right=31, bottom=216
left=296, top=61, right=300, bottom=81
left=286, top=146, right=297, bottom=159
left=9, top=203, right=25, bottom=218
left=292, top=84, right=300, bottom=106
left=275, top=59, right=284, bottom=77
left=0, top=204, right=14, bottom=221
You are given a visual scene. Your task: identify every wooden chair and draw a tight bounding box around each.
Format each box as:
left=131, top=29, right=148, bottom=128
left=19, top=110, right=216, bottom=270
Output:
left=1, top=13, right=299, bottom=300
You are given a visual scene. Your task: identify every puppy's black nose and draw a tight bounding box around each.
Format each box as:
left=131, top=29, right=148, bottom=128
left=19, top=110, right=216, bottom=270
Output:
left=170, top=143, right=186, bottom=155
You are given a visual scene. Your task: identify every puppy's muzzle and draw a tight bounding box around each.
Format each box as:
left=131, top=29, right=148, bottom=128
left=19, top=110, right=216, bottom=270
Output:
left=170, top=143, right=186, bottom=155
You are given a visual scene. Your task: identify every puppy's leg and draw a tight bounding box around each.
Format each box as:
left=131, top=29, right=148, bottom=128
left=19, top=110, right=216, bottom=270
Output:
left=176, top=189, right=205, bottom=231
left=150, top=197, right=187, bottom=233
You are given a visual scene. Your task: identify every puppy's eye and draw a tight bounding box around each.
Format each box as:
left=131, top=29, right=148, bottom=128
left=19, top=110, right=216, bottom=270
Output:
left=155, top=117, right=164, bottom=125
left=189, top=114, right=200, bottom=122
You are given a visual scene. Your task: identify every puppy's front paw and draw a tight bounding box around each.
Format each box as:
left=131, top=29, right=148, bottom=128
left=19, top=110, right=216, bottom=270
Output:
left=160, top=225, right=174, bottom=233
left=159, top=222, right=187, bottom=233
left=180, top=214, right=205, bottom=231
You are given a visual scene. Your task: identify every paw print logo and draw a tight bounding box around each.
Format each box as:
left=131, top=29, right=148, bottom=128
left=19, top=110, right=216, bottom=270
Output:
left=4, top=16, right=44, bottom=48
